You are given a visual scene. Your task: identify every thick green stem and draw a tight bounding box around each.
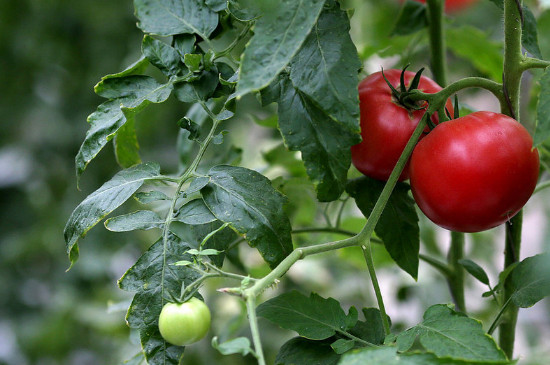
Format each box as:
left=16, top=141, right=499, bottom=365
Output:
left=361, top=244, right=391, bottom=335
left=426, top=0, right=467, bottom=314
left=246, top=296, right=266, bottom=365
left=498, top=0, right=524, bottom=359
left=425, top=0, right=447, bottom=87
left=499, top=212, right=523, bottom=357
left=447, top=232, right=466, bottom=312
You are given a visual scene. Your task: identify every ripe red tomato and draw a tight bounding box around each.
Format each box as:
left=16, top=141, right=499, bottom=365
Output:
left=412, top=0, right=478, bottom=13
left=409, top=111, right=539, bottom=232
left=351, top=69, right=452, bottom=181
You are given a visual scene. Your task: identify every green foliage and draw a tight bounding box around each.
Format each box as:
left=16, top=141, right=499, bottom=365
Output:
left=395, top=305, right=507, bottom=362
left=16, top=0, right=548, bottom=364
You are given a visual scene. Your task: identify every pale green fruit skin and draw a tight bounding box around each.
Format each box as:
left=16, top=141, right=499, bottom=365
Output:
left=158, top=298, right=211, bottom=346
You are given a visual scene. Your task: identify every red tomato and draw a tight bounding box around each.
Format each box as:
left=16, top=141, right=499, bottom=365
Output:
left=351, top=69, right=452, bottom=181
left=409, top=111, right=540, bottom=232
left=413, top=0, right=478, bottom=13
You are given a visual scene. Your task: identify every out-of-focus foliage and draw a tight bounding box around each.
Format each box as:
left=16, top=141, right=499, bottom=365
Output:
left=2, top=0, right=550, bottom=364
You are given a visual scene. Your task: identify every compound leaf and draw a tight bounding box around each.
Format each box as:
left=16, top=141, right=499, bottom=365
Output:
left=64, top=162, right=160, bottom=267
left=76, top=76, right=172, bottom=178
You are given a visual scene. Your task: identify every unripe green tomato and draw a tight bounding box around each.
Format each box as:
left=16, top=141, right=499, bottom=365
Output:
left=158, top=298, right=211, bottom=346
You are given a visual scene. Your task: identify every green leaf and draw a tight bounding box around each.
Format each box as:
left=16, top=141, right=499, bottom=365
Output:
left=184, top=53, right=203, bottom=72
left=276, top=337, right=341, bottom=365
left=391, top=0, right=427, bottom=36
left=256, top=291, right=349, bottom=340
left=331, top=339, right=355, bottom=355
left=134, top=0, right=218, bottom=38
left=170, top=220, right=236, bottom=267
left=522, top=6, right=542, bottom=59
left=134, top=190, right=170, bottom=204
left=338, top=346, right=512, bottom=365
left=142, top=35, right=182, bottom=76
left=458, top=259, right=490, bottom=285
left=270, top=76, right=358, bottom=202
left=212, top=337, right=252, bottom=356
left=174, top=69, right=219, bottom=103
left=177, top=116, right=201, bottom=141
left=510, top=252, right=550, bottom=308
left=349, top=308, right=390, bottom=346
left=205, top=0, right=227, bottom=12
left=118, top=235, right=200, bottom=364
left=173, top=34, right=196, bottom=57
left=64, top=162, right=160, bottom=267
left=114, top=117, right=142, bottom=169
left=396, top=304, right=507, bottom=362
left=289, top=1, right=361, bottom=135
left=236, top=0, right=325, bottom=97
left=175, top=199, right=217, bottom=225
left=77, top=76, right=172, bottom=178
left=100, top=56, right=150, bottom=81
left=534, top=68, right=550, bottom=146
left=446, top=26, right=503, bottom=82
left=104, top=210, right=164, bottom=232
left=201, top=165, right=293, bottom=268
left=227, top=0, right=261, bottom=21
left=346, top=177, right=419, bottom=280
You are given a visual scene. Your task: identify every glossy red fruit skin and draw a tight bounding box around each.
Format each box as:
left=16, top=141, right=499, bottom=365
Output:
left=414, top=0, right=478, bottom=13
left=409, top=111, right=540, bottom=233
left=351, top=69, right=452, bottom=181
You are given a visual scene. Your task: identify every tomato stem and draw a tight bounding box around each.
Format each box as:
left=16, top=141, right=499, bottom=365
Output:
left=425, top=0, right=447, bottom=87
left=361, top=243, right=391, bottom=335
left=447, top=231, right=466, bottom=312
left=498, top=0, right=525, bottom=358
left=246, top=296, right=267, bottom=365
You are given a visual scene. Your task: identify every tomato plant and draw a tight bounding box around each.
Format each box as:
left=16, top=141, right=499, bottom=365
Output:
left=60, top=0, right=550, bottom=364
left=351, top=69, right=452, bottom=181
left=158, top=298, right=211, bottom=347
left=409, top=111, right=540, bottom=232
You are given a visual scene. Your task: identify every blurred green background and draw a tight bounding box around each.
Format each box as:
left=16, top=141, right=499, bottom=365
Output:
left=1, top=0, right=549, bottom=364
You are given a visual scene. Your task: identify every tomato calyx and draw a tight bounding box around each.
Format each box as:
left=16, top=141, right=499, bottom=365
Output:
left=382, top=66, right=427, bottom=111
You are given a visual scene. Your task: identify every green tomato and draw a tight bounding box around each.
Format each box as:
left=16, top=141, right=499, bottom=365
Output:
left=158, top=297, right=211, bottom=346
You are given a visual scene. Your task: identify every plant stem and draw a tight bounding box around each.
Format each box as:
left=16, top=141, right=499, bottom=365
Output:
left=361, top=244, right=391, bottom=335
left=408, top=77, right=504, bottom=107
left=498, top=0, right=524, bottom=359
left=425, top=0, right=447, bottom=87
left=246, top=296, right=267, bottom=365
left=447, top=231, right=466, bottom=312
left=500, top=212, right=523, bottom=357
